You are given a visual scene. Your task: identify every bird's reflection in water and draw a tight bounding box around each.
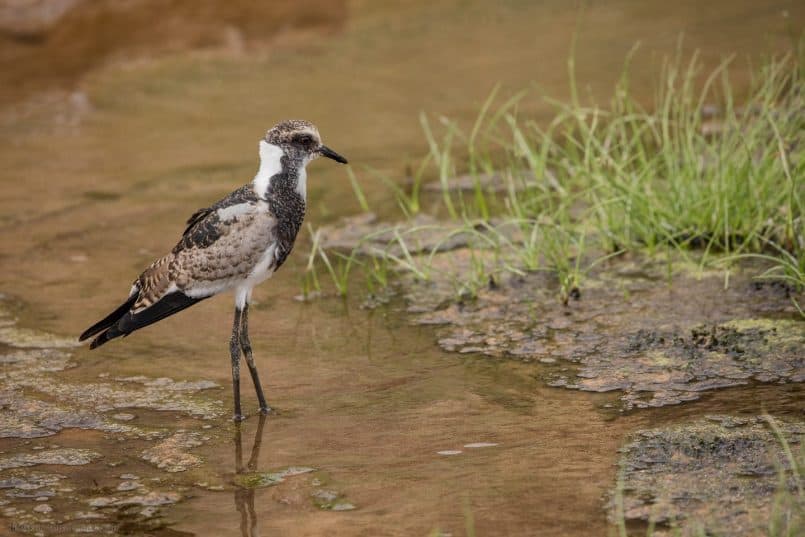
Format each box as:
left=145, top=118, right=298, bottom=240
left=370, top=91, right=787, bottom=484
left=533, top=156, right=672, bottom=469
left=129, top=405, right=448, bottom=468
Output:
left=233, top=414, right=267, bottom=537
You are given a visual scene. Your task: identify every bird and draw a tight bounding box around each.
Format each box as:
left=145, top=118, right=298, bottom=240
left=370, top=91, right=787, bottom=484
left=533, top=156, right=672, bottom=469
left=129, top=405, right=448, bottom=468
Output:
left=79, top=119, right=348, bottom=421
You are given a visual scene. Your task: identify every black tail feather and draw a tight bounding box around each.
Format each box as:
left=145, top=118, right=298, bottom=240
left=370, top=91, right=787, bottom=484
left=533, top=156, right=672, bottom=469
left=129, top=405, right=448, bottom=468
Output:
left=79, top=292, right=138, bottom=342
left=85, top=292, right=205, bottom=349
left=88, top=324, right=125, bottom=350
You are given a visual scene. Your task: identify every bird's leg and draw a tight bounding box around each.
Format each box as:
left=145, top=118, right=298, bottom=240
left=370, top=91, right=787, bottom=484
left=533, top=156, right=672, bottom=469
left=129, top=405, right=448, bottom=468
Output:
left=231, top=307, right=244, bottom=421
left=239, top=303, right=270, bottom=414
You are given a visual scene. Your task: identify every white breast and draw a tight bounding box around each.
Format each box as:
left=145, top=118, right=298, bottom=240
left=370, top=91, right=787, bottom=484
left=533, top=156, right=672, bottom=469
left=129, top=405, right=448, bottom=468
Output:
left=233, top=243, right=278, bottom=309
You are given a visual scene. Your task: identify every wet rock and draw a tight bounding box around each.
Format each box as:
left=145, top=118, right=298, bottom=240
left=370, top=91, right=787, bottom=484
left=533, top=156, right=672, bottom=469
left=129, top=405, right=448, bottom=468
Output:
left=611, top=416, right=803, bottom=536
left=0, top=302, right=221, bottom=423
left=116, top=491, right=181, bottom=507
left=0, top=347, right=73, bottom=374
left=311, top=488, right=355, bottom=511
left=570, top=319, right=804, bottom=409
left=5, top=487, right=54, bottom=498
left=318, top=213, right=474, bottom=256
left=0, top=448, right=100, bottom=470
left=74, top=511, right=106, bottom=519
left=88, top=490, right=181, bottom=508
left=141, top=431, right=203, bottom=473
left=0, top=325, right=79, bottom=349
left=87, top=496, right=117, bottom=508
left=234, top=466, right=315, bottom=489
left=0, top=390, right=136, bottom=438
left=10, top=374, right=223, bottom=420
left=0, top=473, right=64, bottom=492
left=312, top=489, right=338, bottom=503
left=117, top=480, right=141, bottom=492
left=139, top=505, right=159, bottom=518
left=0, top=301, right=78, bottom=349
left=396, top=249, right=802, bottom=409
left=115, top=376, right=219, bottom=392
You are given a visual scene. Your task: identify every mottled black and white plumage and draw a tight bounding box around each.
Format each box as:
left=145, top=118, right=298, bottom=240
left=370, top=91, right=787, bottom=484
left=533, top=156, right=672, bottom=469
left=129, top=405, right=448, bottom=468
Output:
left=79, top=119, right=348, bottom=420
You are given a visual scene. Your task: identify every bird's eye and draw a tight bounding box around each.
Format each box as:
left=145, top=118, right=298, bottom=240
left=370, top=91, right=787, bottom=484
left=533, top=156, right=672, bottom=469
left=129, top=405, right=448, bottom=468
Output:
left=294, top=134, right=314, bottom=145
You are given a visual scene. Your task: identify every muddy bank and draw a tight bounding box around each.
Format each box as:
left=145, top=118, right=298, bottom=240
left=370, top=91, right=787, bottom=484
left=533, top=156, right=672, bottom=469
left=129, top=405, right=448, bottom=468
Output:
left=416, top=258, right=803, bottom=409
left=318, top=214, right=803, bottom=410
left=318, top=213, right=479, bottom=256
left=611, top=415, right=803, bottom=536
left=0, top=0, right=347, bottom=104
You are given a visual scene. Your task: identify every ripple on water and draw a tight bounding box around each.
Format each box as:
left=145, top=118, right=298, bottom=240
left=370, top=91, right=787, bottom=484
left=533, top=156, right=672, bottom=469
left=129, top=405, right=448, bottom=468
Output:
left=463, top=442, right=499, bottom=448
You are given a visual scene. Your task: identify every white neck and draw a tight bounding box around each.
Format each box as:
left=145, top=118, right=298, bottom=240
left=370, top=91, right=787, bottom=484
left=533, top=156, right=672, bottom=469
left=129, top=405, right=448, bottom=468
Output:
left=252, top=140, right=310, bottom=201
left=253, top=141, right=284, bottom=198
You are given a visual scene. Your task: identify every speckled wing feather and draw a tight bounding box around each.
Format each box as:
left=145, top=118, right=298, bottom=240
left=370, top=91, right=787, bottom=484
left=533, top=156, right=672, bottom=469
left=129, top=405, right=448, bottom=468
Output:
left=135, top=185, right=278, bottom=307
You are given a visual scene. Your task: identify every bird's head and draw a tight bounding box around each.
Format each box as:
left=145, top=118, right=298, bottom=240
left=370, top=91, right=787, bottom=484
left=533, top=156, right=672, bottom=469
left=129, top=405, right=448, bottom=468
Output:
left=264, top=119, right=348, bottom=165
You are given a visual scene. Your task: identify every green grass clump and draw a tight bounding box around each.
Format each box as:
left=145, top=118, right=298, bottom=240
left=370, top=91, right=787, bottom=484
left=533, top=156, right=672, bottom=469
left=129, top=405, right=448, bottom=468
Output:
left=307, top=42, right=804, bottom=305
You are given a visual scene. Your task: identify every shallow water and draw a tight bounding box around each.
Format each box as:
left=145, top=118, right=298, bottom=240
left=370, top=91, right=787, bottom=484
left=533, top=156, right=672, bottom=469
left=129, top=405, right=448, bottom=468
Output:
left=0, top=1, right=803, bottom=535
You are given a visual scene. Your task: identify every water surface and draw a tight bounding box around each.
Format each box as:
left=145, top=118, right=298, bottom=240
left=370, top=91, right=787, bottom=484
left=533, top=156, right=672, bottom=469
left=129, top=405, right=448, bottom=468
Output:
left=0, top=1, right=802, bottom=535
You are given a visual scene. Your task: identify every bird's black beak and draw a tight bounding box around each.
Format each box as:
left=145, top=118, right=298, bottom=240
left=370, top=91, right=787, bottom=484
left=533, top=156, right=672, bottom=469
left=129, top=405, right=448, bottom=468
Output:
left=319, top=145, right=348, bottom=164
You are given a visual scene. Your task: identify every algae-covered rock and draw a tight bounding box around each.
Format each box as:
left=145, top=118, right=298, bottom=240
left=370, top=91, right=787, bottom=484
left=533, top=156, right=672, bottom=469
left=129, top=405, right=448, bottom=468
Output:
left=0, top=325, right=80, bottom=349
left=10, top=374, right=223, bottom=420
left=234, top=466, right=315, bottom=489
left=611, top=415, right=803, bottom=536
left=568, top=319, right=804, bottom=409
left=397, top=249, right=802, bottom=409
left=311, top=487, right=355, bottom=511
left=141, top=431, right=204, bottom=473
left=0, top=389, right=136, bottom=438
left=0, top=448, right=100, bottom=470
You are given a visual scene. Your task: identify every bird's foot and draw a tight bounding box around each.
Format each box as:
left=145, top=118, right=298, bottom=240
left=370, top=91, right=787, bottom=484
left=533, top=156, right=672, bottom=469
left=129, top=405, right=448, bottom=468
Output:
left=232, top=413, right=246, bottom=422
left=259, top=405, right=272, bottom=415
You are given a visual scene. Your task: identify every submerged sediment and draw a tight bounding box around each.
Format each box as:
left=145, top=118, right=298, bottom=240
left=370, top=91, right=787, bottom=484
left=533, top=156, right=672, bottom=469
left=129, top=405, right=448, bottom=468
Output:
left=0, top=295, right=223, bottom=533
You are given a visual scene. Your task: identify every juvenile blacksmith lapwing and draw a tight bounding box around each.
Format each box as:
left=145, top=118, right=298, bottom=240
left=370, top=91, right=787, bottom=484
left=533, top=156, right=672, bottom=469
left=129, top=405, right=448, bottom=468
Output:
left=79, top=120, right=348, bottom=420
